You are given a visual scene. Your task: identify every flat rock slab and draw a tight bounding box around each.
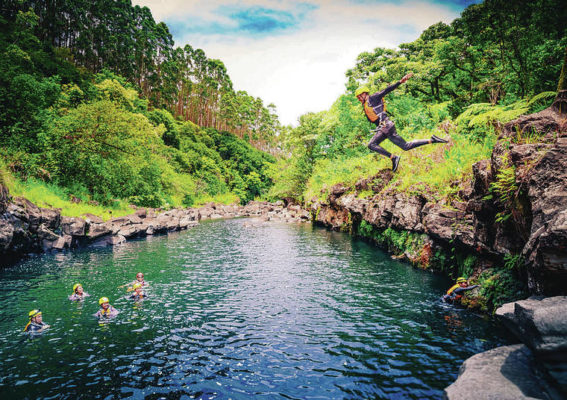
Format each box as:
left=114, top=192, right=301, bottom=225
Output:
left=444, top=344, right=563, bottom=400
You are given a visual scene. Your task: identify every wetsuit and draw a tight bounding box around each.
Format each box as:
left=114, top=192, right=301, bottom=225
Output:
left=364, top=82, right=431, bottom=157
left=443, top=284, right=479, bottom=303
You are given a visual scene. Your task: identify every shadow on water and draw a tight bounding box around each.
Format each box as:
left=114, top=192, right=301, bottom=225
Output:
left=0, top=219, right=513, bottom=399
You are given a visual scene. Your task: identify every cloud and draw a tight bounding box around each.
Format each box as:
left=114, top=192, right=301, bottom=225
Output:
left=133, top=0, right=472, bottom=125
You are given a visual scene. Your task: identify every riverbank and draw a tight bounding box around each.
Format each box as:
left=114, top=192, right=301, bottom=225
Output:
left=0, top=198, right=310, bottom=267
left=307, top=106, right=567, bottom=311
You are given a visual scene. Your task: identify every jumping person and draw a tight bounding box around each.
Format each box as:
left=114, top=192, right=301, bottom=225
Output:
left=355, top=73, right=448, bottom=172
left=443, top=277, right=480, bottom=304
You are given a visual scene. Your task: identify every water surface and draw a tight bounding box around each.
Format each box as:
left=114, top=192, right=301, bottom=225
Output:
left=0, top=219, right=512, bottom=399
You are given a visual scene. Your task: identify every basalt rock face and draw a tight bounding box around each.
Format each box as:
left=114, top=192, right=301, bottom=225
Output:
left=310, top=108, right=567, bottom=296
left=444, top=344, right=563, bottom=400
left=496, top=296, right=567, bottom=394
left=446, top=296, right=567, bottom=400
left=0, top=197, right=310, bottom=266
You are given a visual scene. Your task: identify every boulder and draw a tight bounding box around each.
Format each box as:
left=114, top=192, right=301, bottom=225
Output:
left=61, top=216, right=86, bottom=236
left=496, top=297, right=567, bottom=358
left=135, top=208, right=147, bottom=219
left=51, top=234, right=72, bottom=250
left=10, top=197, right=41, bottom=232
left=40, top=207, right=61, bottom=230
left=315, top=205, right=350, bottom=230
left=496, top=296, right=567, bottom=393
left=81, top=213, right=103, bottom=224
left=0, top=219, right=14, bottom=251
left=87, top=223, right=112, bottom=239
left=444, top=344, right=563, bottom=400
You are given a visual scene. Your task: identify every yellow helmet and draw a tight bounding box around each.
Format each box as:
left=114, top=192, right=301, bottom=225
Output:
left=29, top=309, right=41, bottom=319
left=355, top=86, right=370, bottom=97
left=99, top=297, right=110, bottom=305
left=133, top=283, right=142, bottom=290
left=457, top=277, right=467, bottom=283
left=73, top=283, right=82, bottom=292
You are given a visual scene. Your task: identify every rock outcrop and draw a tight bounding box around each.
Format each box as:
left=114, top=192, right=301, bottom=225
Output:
left=310, top=108, right=567, bottom=296
left=445, top=296, right=567, bottom=400
left=0, top=199, right=309, bottom=266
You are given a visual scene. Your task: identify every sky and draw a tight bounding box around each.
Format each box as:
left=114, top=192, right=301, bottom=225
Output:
left=132, top=0, right=477, bottom=126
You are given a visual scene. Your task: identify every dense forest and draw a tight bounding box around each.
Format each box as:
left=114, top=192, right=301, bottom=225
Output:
left=1, top=0, right=566, bottom=217
left=270, top=0, right=567, bottom=204
left=0, top=0, right=279, bottom=211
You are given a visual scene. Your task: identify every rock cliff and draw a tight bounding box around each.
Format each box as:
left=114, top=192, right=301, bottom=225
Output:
left=310, top=108, right=567, bottom=297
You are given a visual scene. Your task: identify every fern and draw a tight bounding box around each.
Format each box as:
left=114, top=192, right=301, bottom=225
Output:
left=527, top=91, right=556, bottom=111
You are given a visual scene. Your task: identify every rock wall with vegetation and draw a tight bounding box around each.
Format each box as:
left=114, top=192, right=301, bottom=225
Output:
left=0, top=195, right=310, bottom=267
left=309, top=108, right=567, bottom=311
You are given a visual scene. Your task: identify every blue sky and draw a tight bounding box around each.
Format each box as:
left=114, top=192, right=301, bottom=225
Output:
left=133, top=0, right=478, bottom=125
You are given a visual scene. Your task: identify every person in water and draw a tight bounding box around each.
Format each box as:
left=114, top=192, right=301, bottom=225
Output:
left=129, top=283, right=146, bottom=301
left=355, top=72, right=448, bottom=172
left=443, top=277, right=480, bottom=304
left=68, top=283, right=90, bottom=301
left=95, top=297, right=119, bottom=318
left=122, top=272, right=149, bottom=291
left=24, top=309, right=50, bottom=333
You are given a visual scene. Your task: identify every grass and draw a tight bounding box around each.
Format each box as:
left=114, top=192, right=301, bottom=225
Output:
left=194, top=192, right=240, bottom=207
left=7, top=177, right=135, bottom=221
left=305, top=127, right=495, bottom=203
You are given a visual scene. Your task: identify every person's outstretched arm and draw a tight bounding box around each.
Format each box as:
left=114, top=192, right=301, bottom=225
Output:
left=369, top=73, right=413, bottom=102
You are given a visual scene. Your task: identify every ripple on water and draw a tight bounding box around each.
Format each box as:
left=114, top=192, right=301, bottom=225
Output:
left=0, top=219, right=511, bottom=399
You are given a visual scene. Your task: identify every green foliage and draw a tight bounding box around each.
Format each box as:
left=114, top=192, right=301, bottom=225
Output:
left=503, top=253, right=524, bottom=271
left=477, top=269, right=528, bottom=311
left=490, top=155, right=519, bottom=223
left=8, top=177, right=133, bottom=221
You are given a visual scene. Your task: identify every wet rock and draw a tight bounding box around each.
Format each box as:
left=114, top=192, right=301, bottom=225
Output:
left=496, top=296, right=567, bottom=392
left=444, top=344, right=563, bottom=400
left=51, top=234, right=72, bottom=250
left=315, top=205, right=350, bottom=230
left=91, top=234, right=125, bottom=247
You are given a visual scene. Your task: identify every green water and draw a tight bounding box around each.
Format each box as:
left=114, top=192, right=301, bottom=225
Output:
left=0, top=219, right=512, bottom=399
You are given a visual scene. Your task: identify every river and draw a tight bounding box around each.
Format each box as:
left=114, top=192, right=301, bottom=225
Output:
left=0, top=218, right=512, bottom=399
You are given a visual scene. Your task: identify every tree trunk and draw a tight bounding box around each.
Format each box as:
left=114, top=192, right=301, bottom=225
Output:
left=552, top=47, right=567, bottom=115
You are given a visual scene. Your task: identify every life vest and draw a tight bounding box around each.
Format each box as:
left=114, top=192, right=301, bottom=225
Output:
left=446, top=283, right=460, bottom=296
left=446, top=283, right=464, bottom=302
left=364, top=98, right=388, bottom=124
